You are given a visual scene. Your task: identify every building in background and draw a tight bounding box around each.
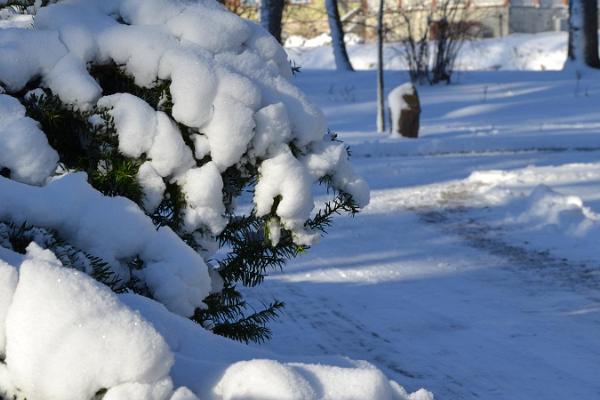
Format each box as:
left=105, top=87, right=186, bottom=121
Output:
left=371, top=0, right=569, bottom=38
left=223, top=0, right=570, bottom=41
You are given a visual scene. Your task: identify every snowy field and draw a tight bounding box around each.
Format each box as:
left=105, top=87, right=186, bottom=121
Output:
left=286, top=32, right=568, bottom=71
left=249, top=65, right=600, bottom=399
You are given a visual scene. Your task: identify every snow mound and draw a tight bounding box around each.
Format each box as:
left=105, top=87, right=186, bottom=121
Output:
left=512, top=184, right=599, bottom=234
left=467, top=168, right=600, bottom=264
left=285, top=33, right=363, bottom=48
left=1, top=243, right=179, bottom=400
left=0, top=245, right=432, bottom=400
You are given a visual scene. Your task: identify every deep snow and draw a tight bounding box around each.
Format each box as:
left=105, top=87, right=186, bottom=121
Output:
left=249, top=67, right=600, bottom=399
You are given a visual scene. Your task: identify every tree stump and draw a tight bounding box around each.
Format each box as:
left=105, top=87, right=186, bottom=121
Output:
left=388, top=83, right=421, bottom=138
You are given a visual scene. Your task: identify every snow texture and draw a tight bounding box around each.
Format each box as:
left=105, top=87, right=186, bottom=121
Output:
left=0, top=2, right=380, bottom=399
left=0, top=0, right=367, bottom=243
left=0, top=174, right=211, bottom=317
left=0, top=95, right=58, bottom=185
left=0, top=245, right=430, bottom=400
left=3, top=243, right=179, bottom=400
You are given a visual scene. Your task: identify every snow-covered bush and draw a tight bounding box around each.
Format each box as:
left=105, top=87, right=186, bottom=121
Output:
left=0, top=3, right=440, bottom=400
left=0, top=0, right=368, bottom=344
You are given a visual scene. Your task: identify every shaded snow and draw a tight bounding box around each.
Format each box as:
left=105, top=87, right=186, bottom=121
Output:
left=247, top=68, right=600, bottom=400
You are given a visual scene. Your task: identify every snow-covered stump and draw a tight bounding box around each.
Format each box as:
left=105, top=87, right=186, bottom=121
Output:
left=388, top=83, right=421, bottom=139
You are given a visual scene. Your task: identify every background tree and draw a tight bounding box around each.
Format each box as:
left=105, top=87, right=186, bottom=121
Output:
left=567, top=0, right=600, bottom=68
left=260, top=0, right=285, bottom=43
left=325, top=0, right=354, bottom=71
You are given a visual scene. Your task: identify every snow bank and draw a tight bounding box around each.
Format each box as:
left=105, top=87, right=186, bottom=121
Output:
left=0, top=245, right=432, bottom=400
left=467, top=166, right=600, bottom=264
left=4, top=243, right=176, bottom=400
left=511, top=185, right=598, bottom=232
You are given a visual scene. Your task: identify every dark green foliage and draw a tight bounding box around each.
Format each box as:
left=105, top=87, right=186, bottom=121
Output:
left=194, top=286, right=284, bottom=344
left=218, top=215, right=305, bottom=287
left=22, top=91, right=89, bottom=168
left=150, top=181, right=186, bottom=230
left=22, top=91, right=144, bottom=204
left=289, top=59, right=302, bottom=76
left=306, top=183, right=359, bottom=234
left=90, top=64, right=172, bottom=112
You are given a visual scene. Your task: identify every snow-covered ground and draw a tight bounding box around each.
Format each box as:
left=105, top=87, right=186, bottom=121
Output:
left=2, top=3, right=598, bottom=396
left=249, top=66, right=600, bottom=399
left=286, top=32, right=567, bottom=71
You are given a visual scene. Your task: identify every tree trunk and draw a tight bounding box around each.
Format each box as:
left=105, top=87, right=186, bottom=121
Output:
left=325, top=0, right=354, bottom=71
left=567, top=0, right=600, bottom=68
left=376, top=0, right=385, bottom=133
left=260, top=0, right=285, bottom=44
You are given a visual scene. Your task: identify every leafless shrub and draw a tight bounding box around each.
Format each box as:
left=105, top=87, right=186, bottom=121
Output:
left=391, top=0, right=482, bottom=84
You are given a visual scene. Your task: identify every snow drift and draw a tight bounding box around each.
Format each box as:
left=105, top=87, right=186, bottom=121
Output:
left=468, top=167, right=600, bottom=264
left=0, top=243, right=432, bottom=400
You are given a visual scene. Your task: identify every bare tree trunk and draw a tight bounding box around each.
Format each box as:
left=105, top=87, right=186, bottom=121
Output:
left=325, top=0, right=354, bottom=71
left=567, top=0, right=600, bottom=68
left=376, top=0, right=385, bottom=133
left=260, top=0, right=285, bottom=44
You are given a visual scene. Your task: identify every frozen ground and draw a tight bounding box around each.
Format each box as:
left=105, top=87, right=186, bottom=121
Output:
left=249, top=68, right=600, bottom=399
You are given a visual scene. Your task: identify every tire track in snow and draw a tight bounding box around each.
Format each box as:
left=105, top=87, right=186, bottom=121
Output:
left=417, top=208, right=600, bottom=294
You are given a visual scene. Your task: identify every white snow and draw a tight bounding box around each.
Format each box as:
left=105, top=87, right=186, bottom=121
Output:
left=285, top=32, right=569, bottom=72
left=180, top=163, right=227, bottom=235
left=0, top=0, right=367, bottom=244
left=0, top=174, right=212, bottom=317
left=251, top=102, right=293, bottom=158
left=254, top=148, right=316, bottom=242
left=0, top=2, right=396, bottom=398
left=137, top=162, right=166, bottom=213
left=4, top=243, right=176, bottom=400
left=0, top=243, right=429, bottom=400
left=0, top=95, right=59, bottom=185
left=14, top=2, right=600, bottom=400
left=239, top=65, right=600, bottom=400
left=97, top=94, right=158, bottom=158
left=0, top=259, right=16, bottom=358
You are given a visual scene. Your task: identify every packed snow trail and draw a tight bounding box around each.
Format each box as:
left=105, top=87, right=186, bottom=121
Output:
left=247, top=70, right=600, bottom=399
